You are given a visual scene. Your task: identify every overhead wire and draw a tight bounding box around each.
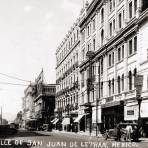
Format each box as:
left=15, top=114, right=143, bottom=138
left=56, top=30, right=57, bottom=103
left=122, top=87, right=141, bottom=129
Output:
left=0, top=72, right=31, bottom=83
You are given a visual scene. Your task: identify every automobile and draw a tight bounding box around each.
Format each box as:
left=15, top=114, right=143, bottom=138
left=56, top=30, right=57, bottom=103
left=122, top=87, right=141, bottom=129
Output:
left=103, top=123, right=139, bottom=141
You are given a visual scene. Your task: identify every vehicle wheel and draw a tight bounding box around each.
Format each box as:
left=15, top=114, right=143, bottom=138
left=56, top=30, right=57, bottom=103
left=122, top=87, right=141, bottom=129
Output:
left=103, top=133, right=108, bottom=140
left=120, top=134, right=126, bottom=141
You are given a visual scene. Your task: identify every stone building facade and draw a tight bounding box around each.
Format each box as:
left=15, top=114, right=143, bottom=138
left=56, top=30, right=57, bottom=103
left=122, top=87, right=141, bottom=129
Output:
left=55, top=0, right=148, bottom=136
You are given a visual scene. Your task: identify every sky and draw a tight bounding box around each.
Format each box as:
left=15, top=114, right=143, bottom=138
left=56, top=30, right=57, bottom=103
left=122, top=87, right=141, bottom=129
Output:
left=0, top=0, right=87, bottom=122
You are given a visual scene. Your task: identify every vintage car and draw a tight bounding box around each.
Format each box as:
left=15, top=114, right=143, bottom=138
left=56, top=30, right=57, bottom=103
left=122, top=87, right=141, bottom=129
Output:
left=103, top=123, right=139, bottom=141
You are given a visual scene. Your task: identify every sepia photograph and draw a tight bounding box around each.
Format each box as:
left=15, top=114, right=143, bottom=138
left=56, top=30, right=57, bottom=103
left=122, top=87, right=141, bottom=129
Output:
left=0, top=0, right=148, bottom=147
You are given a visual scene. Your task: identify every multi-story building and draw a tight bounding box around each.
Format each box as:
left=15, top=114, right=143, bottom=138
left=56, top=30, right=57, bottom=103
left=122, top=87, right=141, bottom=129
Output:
left=22, top=83, right=36, bottom=129
left=78, top=0, right=148, bottom=135
left=22, top=71, right=56, bottom=130
left=55, top=19, right=80, bottom=131
left=34, top=83, right=56, bottom=128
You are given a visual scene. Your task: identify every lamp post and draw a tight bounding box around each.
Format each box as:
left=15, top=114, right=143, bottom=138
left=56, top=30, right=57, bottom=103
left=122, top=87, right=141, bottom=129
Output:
left=86, top=51, right=95, bottom=136
left=134, top=75, right=143, bottom=137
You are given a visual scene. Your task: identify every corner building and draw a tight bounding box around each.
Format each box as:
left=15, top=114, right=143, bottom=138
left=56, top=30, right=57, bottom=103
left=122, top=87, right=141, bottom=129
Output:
left=55, top=20, right=80, bottom=131
left=79, top=0, right=148, bottom=135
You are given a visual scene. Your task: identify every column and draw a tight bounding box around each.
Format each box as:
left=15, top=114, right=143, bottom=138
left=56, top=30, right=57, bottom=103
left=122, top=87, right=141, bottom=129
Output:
left=114, top=46, right=118, bottom=96
left=96, top=9, right=100, bottom=50
left=103, top=53, right=108, bottom=98
left=123, top=39, right=128, bottom=92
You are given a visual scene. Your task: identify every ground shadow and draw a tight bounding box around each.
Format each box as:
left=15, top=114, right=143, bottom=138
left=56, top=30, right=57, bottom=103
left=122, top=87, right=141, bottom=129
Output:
left=0, top=130, right=51, bottom=138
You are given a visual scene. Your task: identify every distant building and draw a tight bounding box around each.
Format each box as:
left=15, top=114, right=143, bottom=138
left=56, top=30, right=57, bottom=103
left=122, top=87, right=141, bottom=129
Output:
left=22, top=70, right=56, bottom=129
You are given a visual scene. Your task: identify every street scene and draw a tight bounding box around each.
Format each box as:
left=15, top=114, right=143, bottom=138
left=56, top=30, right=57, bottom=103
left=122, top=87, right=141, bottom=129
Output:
left=1, top=129, right=148, bottom=148
left=0, top=0, right=148, bottom=147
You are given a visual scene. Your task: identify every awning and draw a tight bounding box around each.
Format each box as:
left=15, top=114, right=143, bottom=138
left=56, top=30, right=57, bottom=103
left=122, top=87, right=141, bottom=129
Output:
left=62, top=117, right=70, bottom=125
left=74, top=114, right=85, bottom=123
left=51, top=118, right=57, bottom=123
left=53, top=119, right=59, bottom=125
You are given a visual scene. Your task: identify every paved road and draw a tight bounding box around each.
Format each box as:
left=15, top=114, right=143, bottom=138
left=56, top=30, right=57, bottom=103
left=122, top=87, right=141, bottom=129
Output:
left=0, top=130, right=148, bottom=148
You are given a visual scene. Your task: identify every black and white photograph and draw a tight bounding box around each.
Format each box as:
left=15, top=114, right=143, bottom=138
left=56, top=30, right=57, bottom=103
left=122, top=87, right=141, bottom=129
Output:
left=0, top=0, right=148, bottom=147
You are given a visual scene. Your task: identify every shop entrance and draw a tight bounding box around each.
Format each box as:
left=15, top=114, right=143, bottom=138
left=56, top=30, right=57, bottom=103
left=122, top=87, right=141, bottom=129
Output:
left=102, top=103, right=124, bottom=130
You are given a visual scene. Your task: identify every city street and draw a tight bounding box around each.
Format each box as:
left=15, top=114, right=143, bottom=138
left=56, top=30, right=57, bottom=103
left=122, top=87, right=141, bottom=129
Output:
left=0, top=130, right=148, bottom=148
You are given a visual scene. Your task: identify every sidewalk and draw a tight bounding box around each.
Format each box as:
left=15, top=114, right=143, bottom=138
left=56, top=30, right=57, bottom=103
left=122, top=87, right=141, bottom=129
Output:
left=52, top=129, right=103, bottom=138
left=52, top=129, right=148, bottom=142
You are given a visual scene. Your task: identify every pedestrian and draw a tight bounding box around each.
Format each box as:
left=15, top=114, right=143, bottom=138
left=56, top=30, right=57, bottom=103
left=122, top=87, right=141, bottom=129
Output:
left=126, top=124, right=133, bottom=141
left=116, top=123, right=121, bottom=141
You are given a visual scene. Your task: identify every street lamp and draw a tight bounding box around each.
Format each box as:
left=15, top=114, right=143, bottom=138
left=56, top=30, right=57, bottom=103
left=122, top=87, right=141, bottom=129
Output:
left=85, top=50, right=95, bottom=136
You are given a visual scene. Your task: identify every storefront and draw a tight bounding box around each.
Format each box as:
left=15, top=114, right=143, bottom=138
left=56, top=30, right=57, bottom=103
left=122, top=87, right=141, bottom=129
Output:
left=102, top=101, right=124, bottom=130
left=92, top=106, right=102, bottom=132
left=62, top=117, right=70, bottom=131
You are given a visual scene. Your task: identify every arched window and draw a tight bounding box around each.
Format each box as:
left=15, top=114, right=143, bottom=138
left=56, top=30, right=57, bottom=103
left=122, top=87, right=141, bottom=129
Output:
left=112, top=78, right=114, bottom=94
left=108, top=80, right=111, bottom=96
left=129, top=71, right=132, bottom=90
left=133, top=68, right=137, bottom=87
left=101, top=29, right=104, bottom=45
left=101, top=8, right=104, bottom=23
left=118, top=76, right=121, bottom=94
left=122, top=74, right=124, bottom=91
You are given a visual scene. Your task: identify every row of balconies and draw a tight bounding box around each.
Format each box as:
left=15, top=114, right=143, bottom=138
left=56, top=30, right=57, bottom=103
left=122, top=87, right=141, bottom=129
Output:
left=56, top=103, right=78, bottom=113
left=56, top=81, right=79, bottom=97
left=56, top=62, right=78, bottom=84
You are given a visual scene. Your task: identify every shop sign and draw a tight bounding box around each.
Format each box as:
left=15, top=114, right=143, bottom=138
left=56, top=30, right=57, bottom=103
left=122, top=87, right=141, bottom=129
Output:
left=134, top=75, right=143, bottom=97
left=124, top=104, right=138, bottom=121
left=127, top=110, right=134, bottom=115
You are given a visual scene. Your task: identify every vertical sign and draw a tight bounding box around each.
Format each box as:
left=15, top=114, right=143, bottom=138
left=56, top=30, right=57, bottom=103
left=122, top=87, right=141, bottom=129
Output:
left=134, top=75, right=143, bottom=97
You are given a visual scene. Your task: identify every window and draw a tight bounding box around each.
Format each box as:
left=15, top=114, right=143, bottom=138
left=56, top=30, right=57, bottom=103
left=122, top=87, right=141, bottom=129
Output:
left=109, top=54, right=112, bottom=67
left=122, top=45, right=124, bottom=59
left=134, top=0, right=137, bottom=15
left=129, top=39, right=133, bottom=55
left=109, top=80, right=111, bottom=96
left=93, top=39, right=96, bottom=51
left=119, top=13, right=122, bottom=29
left=134, top=36, right=137, bottom=52
left=110, top=0, right=113, bottom=12
left=87, top=26, right=90, bottom=36
left=129, top=71, right=132, bottom=90
left=82, top=48, right=85, bottom=60
left=74, top=33, right=76, bottom=42
left=118, top=76, right=121, bottom=94
left=101, top=58, right=103, bottom=74
left=112, top=52, right=114, bottom=65
left=88, top=44, right=90, bottom=51
left=113, top=19, right=115, bottom=32
left=82, top=30, right=85, bottom=43
left=82, top=92, right=84, bottom=104
left=81, top=72, right=85, bottom=88
left=93, top=19, right=96, bottom=31
left=129, top=1, right=133, bottom=19
left=101, top=82, right=103, bottom=97
left=110, top=22, right=113, bottom=36
left=118, top=47, right=121, bottom=61
left=122, top=74, right=124, bottom=91
left=112, top=78, right=114, bottom=94
left=109, top=0, right=115, bottom=12
left=101, top=8, right=104, bottom=23
left=101, top=29, right=104, bottom=45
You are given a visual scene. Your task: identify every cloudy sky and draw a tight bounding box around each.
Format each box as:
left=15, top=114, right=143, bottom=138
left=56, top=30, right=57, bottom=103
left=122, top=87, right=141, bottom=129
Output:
left=0, top=0, right=87, bottom=121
